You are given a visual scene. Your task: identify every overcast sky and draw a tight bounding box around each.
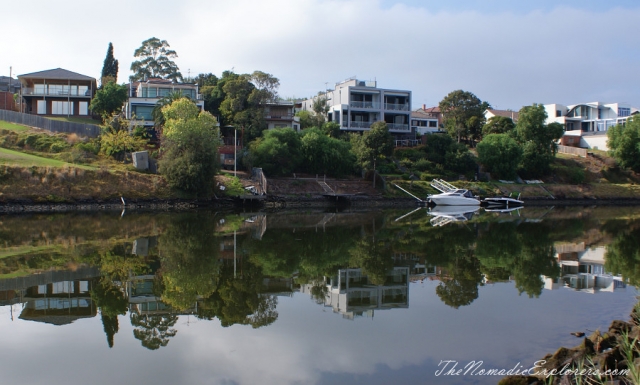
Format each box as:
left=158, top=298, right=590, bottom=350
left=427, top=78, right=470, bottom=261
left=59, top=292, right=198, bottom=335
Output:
left=3, top=0, right=639, bottom=110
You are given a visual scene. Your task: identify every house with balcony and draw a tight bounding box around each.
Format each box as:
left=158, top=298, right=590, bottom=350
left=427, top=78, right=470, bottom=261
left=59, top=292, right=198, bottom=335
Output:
left=265, top=100, right=300, bottom=131
left=301, top=77, right=412, bottom=139
left=300, top=267, right=409, bottom=320
left=18, top=68, right=97, bottom=117
left=545, top=102, right=638, bottom=151
left=543, top=243, right=626, bottom=293
left=125, top=78, right=204, bottom=127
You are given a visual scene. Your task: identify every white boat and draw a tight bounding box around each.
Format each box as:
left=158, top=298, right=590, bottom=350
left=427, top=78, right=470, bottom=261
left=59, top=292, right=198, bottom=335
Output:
left=428, top=189, right=481, bottom=206
left=428, top=206, right=480, bottom=226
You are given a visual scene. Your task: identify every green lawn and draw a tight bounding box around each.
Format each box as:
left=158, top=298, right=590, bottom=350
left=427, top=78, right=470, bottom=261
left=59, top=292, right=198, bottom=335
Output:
left=0, top=120, right=30, bottom=132
left=0, top=147, right=96, bottom=169
left=48, top=116, right=100, bottom=125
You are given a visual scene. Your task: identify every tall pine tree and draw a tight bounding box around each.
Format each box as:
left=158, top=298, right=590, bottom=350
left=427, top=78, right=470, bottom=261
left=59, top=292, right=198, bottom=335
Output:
left=101, top=42, right=119, bottom=86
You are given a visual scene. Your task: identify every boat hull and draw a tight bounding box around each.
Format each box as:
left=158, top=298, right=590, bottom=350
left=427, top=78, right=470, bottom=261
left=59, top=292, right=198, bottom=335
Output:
left=428, top=196, right=481, bottom=206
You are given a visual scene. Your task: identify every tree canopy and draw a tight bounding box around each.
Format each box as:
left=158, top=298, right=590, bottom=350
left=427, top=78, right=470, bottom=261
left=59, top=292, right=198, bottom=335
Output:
left=476, top=133, right=522, bottom=179
left=90, top=81, right=128, bottom=119
left=439, top=90, right=490, bottom=144
left=100, top=42, right=119, bottom=85
left=607, top=115, right=640, bottom=172
left=158, top=99, right=220, bottom=195
left=350, top=121, right=393, bottom=187
left=130, top=37, right=182, bottom=82
left=482, top=115, right=515, bottom=136
left=514, top=104, right=564, bottom=177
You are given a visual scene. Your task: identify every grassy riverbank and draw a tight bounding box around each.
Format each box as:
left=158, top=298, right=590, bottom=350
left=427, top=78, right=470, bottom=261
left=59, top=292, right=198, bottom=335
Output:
left=0, top=120, right=639, bottom=205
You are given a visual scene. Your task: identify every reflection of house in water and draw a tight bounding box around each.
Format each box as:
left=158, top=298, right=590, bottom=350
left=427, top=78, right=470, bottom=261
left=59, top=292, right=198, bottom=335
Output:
left=392, top=252, right=438, bottom=279
left=545, top=244, right=626, bottom=293
left=127, top=276, right=195, bottom=315
left=0, top=267, right=100, bottom=325
left=301, top=267, right=409, bottom=320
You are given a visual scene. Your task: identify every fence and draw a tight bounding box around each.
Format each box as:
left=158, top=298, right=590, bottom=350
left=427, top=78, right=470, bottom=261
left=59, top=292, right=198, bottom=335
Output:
left=557, top=144, right=587, bottom=158
left=252, top=167, right=268, bottom=194
left=0, top=110, right=101, bottom=137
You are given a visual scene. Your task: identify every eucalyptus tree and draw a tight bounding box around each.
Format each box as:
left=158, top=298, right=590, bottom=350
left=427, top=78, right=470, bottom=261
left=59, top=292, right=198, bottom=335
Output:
left=130, top=37, right=183, bottom=82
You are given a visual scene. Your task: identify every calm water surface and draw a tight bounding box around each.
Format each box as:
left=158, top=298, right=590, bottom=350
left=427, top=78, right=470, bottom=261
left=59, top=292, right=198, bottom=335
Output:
left=0, top=206, right=638, bottom=385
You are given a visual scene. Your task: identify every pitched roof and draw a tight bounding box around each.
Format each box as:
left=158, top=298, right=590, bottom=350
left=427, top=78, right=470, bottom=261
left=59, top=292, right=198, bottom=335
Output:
left=411, top=109, right=439, bottom=119
left=486, top=109, right=519, bottom=121
left=18, top=68, right=96, bottom=81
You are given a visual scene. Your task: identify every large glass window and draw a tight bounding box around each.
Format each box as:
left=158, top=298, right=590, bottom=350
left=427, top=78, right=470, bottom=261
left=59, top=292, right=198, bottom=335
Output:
left=34, top=84, right=46, bottom=94
left=37, top=100, right=46, bottom=114
left=51, top=101, right=73, bottom=115
left=158, top=88, right=172, bottom=97
left=132, top=105, right=154, bottom=120
left=618, top=107, right=630, bottom=117
left=79, top=102, right=88, bottom=116
left=78, top=86, right=89, bottom=96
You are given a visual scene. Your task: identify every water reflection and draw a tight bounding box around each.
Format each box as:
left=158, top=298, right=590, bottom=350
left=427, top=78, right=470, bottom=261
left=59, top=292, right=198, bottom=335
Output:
left=0, top=208, right=638, bottom=384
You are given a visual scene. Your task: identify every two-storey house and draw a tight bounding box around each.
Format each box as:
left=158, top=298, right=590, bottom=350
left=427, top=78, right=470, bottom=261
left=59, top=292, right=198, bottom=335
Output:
left=18, top=68, right=97, bottom=117
left=125, top=78, right=204, bottom=127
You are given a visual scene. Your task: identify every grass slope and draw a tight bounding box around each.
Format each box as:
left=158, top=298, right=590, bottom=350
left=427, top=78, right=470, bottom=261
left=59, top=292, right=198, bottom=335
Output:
left=0, top=147, right=96, bottom=169
left=0, top=121, right=29, bottom=132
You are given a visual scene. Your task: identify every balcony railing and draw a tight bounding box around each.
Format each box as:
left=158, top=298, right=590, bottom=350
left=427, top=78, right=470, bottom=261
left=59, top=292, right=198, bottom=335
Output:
left=387, top=123, right=410, bottom=131
left=265, top=114, right=294, bottom=119
left=350, top=101, right=380, bottom=109
left=22, top=88, right=92, bottom=97
left=350, top=121, right=372, bottom=129
left=384, top=103, right=409, bottom=111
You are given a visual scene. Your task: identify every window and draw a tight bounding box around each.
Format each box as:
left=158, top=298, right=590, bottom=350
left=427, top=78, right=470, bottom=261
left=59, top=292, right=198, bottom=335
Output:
left=132, top=105, right=154, bottom=120
left=35, top=84, right=46, bottom=95
left=556, top=110, right=561, bottom=117
left=51, top=101, right=73, bottom=115
left=79, top=102, right=88, bottom=115
left=37, top=100, right=46, bottom=114
left=618, top=107, right=630, bottom=117
left=429, top=120, right=437, bottom=127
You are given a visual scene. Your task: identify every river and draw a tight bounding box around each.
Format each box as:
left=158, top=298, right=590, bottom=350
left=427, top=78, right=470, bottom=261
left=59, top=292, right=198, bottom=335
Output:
left=0, top=206, right=637, bottom=384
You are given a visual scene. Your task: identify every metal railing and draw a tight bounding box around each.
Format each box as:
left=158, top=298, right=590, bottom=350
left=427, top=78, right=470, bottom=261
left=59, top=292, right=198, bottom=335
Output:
left=394, top=139, right=421, bottom=147
left=387, top=123, right=410, bottom=131
left=349, top=121, right=372, bottom=129
left=350, top=101, right=380, bottom=109
left=22, top=87, right=92, bottom=97
left=265, top=114, right=294, bottom=119
left=384, top=103, right=409, bottom=111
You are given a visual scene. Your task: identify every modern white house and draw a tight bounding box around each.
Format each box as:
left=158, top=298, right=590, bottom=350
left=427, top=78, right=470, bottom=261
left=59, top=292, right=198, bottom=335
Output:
left=125, top=78, right=204, bottom=127
left=300, top=267, right=409, bottom=320
left=544, top=243, right=626, bottom=294
left=301, top=77, right=412, bottom=138
left=544, top=102, right=638, bottom=151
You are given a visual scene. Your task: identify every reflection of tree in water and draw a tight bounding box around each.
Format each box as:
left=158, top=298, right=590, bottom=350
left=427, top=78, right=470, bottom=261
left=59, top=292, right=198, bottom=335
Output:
left=435, top=255, right=483, bottom=309
left=475, top=222, right=559, bottom=298
left=130, top=313, right=178, bottom=350
left=91, top=277, right=128, bottom=348
left=197, top=263, right=278, bottom=329
left=158, top=213, right=221, bottom=311
left=349, top=237, right=395, bottom=285
left=605, top=224, right=640, bottom=286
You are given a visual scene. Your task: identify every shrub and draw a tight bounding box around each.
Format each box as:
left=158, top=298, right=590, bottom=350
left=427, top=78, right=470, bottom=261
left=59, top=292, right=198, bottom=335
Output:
left=414, top=159, right=432, bottom=172
left=400, top=158, right=414, bottom=169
